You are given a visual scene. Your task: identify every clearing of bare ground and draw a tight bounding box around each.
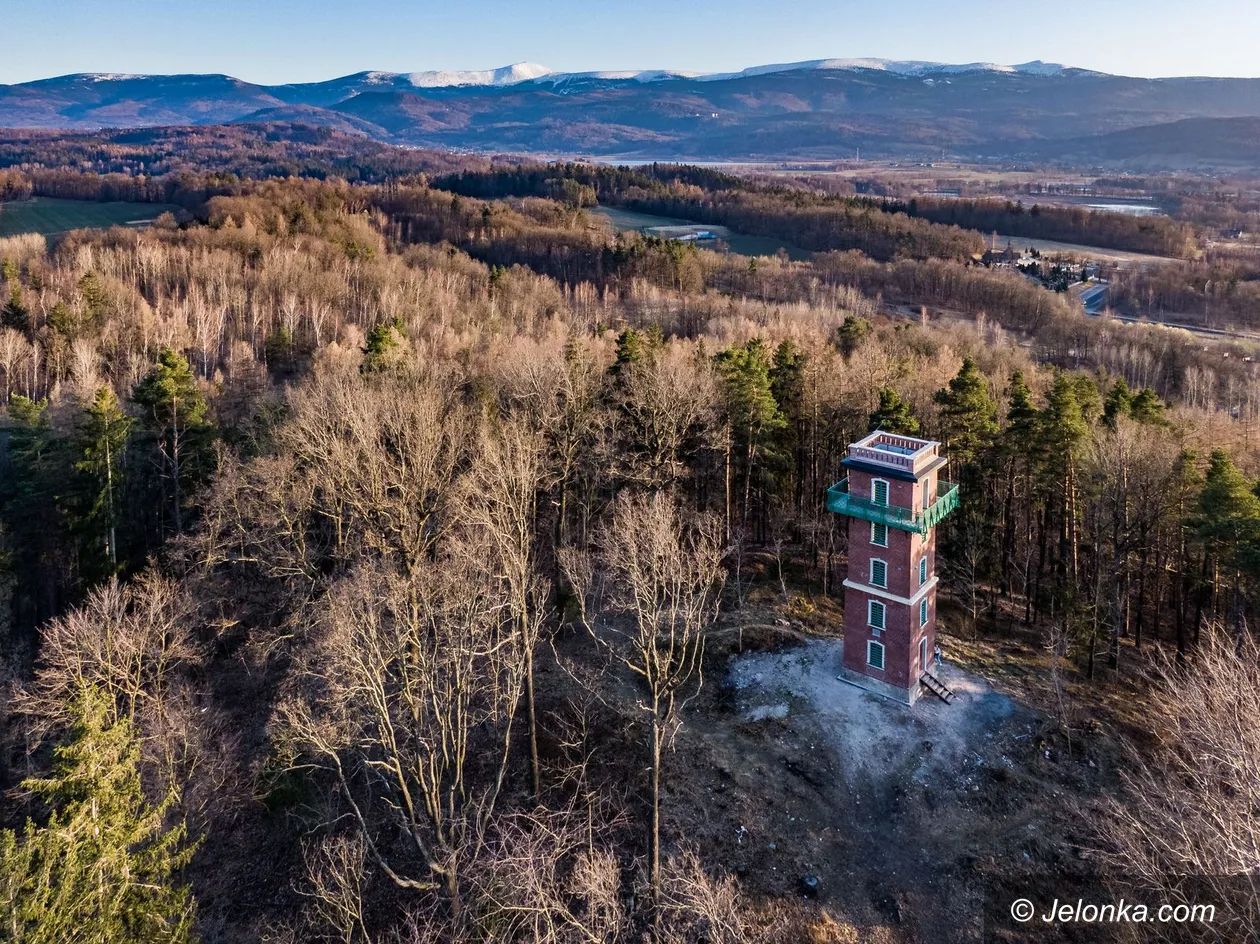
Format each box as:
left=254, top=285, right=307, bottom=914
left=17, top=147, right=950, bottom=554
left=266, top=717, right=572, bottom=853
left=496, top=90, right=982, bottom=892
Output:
left=645, top=604, right=1125, bottom=944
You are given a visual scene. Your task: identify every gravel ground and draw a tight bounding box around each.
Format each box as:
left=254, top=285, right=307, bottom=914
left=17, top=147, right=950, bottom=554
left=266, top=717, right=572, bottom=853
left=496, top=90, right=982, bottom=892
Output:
left=728, top=638, right=1026, bottom=787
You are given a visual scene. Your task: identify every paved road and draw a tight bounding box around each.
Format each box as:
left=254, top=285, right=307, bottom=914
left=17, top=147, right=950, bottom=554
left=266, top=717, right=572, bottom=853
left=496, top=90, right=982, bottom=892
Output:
left=1075, top=281, right=1260, bottom=342
left=1079, top=283, right=1108, bottom=314
left=1094, top=310, right=1260, bottom=342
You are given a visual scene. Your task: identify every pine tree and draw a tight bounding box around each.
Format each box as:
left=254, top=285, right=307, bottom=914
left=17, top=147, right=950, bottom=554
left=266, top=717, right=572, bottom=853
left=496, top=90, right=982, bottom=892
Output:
left=716, top=339, right=787, bottom=534
left=999, top=371, right=1043, bottom=613
left=933, top=357, right=998, bottom=469
left=770, top=340, right=807, bottom=515
left=361, top=319, right=407, bottom=374
left=1100, top=378, right=1165, bottom=428
left=71, top=387, right=134, bottom=578
left=1129, top=388, right=1166, bottom=425
left=611, top=325, right=662, bottom=377
left=46, top=302, right=81, bottom=340
left=1195, top=450, right=1260, bottom=596
left=1004, top=371, right=1040, bottom=451
left=1, top=396, right=71, bottom=623
left=1102, top=378, right=1132, bottom=429
left=1043, top=374, right=1090, bottom=586
left=0, top=691, right=197, bottom=944
left=78, top=271, right=110, bottom=328
left=2, top=286, right=29, bottom=332
left=132, top=348, right=213, bottom=533
left=931, top=359, right=1000, bottom=623
left=1170, top=449, right=1203, bottom=654
left=836, top=315, right=871, bottom=359
left=868, top=387, right=920, bottom=435
left=1070, top=374, right=1103, bottom=425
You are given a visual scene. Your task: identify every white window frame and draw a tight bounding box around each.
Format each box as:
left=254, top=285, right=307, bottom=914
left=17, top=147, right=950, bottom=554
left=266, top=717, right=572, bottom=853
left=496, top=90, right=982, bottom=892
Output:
left=867, top=640, right=885, bottom=670
left=871, top=478, right=890, bottom=506
left=870, top=522, right=888, bottom=547
left=868, top=599, right=886, bottom=630
left=920, top=637, right=928, bottom=670
left=919, top=597, right=929, bottom=628
left=919, top=556, right=928, bottom=586
left=870, top=558, right=887, bottom=588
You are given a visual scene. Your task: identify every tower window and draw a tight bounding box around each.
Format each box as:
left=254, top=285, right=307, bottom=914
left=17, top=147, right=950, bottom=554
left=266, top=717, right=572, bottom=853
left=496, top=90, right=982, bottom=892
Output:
left=867, top=640, right=885, bottom=670
left=868, top=600, right=885, bottom=630
left=871, top=479, right=889, bottom=506
left=919, top=597, right=929, bottom=628
left=870, top=558, right=887, bottom=588
left=919, top=556, right=928, bottom=586
left=870, top=522, right=888, bottom=547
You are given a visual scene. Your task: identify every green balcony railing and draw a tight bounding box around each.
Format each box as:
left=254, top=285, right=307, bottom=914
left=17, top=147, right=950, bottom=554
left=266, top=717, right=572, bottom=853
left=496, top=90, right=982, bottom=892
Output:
left=825, top=477, right=959, bottom=534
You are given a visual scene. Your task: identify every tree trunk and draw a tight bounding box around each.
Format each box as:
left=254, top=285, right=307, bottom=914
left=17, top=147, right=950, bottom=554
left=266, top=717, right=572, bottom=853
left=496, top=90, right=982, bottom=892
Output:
left=445, top=864, right=463, bottom=931
left=525, top=640, right=541, bottom=800
left=170, top=396, right=183, bottom=533
left=723, top=429, right=732, bottom=544
left=649, top=711, right=663, bottom=897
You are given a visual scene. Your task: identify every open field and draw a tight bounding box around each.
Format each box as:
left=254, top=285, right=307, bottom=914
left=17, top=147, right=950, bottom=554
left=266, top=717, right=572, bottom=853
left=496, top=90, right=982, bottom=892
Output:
left=591, top=204, right=811, bottom=261
left=989, top=233, right=1179, bottom=265
left=770, top=162, right=1101, bottom=187
left=0, top=197, right=179, bottom=238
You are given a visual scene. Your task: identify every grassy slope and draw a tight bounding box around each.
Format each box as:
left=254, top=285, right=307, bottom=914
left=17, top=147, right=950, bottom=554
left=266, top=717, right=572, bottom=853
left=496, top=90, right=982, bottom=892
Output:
left=0, top=197, right=179, bottom=237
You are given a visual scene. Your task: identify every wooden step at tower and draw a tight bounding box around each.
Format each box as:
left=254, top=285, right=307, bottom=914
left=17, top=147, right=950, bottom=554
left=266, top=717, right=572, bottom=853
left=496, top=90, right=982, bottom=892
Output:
left=919, top=669, right=956, bottom=704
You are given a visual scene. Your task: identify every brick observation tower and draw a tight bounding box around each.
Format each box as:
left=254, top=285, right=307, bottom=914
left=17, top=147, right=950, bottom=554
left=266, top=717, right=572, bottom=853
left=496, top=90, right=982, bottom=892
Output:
left=826, top=431, right=959, bottom=704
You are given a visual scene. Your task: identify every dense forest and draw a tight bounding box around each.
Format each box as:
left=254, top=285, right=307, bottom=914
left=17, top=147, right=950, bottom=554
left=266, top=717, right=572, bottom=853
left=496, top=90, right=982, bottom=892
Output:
left=436, top=162, right=986, bottom=262
left=0, top=125, right=480, bottom=184
left=1, top=149, right=1258, bottom=942
left=1108, top=252, right=1260, bottom=330
left=886, top=195, right=1199, bottom=258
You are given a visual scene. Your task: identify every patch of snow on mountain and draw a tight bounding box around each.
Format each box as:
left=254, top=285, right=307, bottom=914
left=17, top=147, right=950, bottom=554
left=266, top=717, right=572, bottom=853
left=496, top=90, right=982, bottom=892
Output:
left=699, top=58, right=1069, bottom=80
left=534, top=69, right=702, bottom=85
left=406, top=63, right=553, bottom=88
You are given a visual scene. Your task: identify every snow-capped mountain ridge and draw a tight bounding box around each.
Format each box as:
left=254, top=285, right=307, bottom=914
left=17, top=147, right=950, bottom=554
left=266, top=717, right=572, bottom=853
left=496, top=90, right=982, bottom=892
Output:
left=5, top=58, right=1260, bottom=167
left=277, top=58, right=1077, bottom=91
left=699, top=58, right=1072, bottom=80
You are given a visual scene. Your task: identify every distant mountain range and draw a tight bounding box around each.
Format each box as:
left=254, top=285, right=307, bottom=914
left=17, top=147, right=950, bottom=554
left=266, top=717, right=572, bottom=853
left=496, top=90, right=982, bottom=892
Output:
left=4, top=59, right=1260, bottom=166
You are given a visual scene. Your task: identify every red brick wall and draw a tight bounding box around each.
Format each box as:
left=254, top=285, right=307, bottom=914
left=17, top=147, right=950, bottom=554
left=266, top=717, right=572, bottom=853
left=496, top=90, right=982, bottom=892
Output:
left=843, top=464, right=939, bottom=693
left=843, top=583, right=937, bottom=690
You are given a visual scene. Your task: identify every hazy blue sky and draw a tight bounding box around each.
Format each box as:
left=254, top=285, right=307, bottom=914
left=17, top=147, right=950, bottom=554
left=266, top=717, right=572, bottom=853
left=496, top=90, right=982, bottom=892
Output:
left=5, top=0, right=1259, bottom=84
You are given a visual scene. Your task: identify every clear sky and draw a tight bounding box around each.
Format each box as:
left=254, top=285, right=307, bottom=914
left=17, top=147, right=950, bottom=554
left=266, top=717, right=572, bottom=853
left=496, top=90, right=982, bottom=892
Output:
left=5, top=0, right=1259, bottom=84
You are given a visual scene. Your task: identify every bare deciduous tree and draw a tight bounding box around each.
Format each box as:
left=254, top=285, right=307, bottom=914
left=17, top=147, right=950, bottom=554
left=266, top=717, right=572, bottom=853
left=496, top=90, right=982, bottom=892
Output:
left=193, top=368, right=475, bottom=641
left=610, top=344, right=718, bottom=493
left=23, top=571, right=197, bottom=734
left=656, top=850, right=747, bottom=944
left=280, top=557, right=525, bottom=926
left=462, top=801, right=628, bottom=944
left=299, top=834, right=373, bottom=944
left=1096, top=629, right=1260, bottom=939
left=596, top=493, right=725, bottom=895
left=457, top=417, right=550, bottom=799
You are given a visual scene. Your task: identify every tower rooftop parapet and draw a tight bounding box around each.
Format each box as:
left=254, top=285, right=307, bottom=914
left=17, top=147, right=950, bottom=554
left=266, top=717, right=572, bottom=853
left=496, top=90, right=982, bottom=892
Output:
left=843, top=430, right=948, bottom=480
